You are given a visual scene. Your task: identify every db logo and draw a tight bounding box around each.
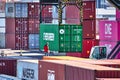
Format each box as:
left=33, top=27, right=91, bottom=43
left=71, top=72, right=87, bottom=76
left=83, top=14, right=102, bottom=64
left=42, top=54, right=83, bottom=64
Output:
left=47, top=70, right=55, bottom=80
left=105, top=23, right=112, bottom=35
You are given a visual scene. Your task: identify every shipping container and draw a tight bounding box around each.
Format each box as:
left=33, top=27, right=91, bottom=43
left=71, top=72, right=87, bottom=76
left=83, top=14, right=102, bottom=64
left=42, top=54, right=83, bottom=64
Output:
left=0, top=2, right=5, bottom=17
left=29, top=34, right=39, bottom=49
left=0, top=74, right=21, bottom=80
left=0, top=28, right=5, bottom=33
left=82, top=39, right=99, bottom=58
left=6, top=18, right=15, bottom=34
left=39, top=60, right=120, bottom=80
left=15, top=18, right=28, bottom=34
left=59, top=25, right=82, bottom=52
left=5, top=3, right=15, bottom=18
left=83, top=20, right=96, bottom=39
left=28, top=18, right=39, bottom=33
left=0, top=58, right=17, bottom=76
left=40, top=24, right=59, bottom=52
left=17, top=60, right=38, bottom=80
left=15, top=34, right=28, bottom=50
left=42, top=5, right=52, bottom=23
left=28, top=2, right=39, bottom=19
left=99, top=20, right=120, bottom=41
left=5, top=34, right=15, bottom=49
left=116, top=9, right=120, bottom=20
left=99, top=40, right=119, bottom=56
left=40, top=24, right=82, bottom=52
left=52, top=5, right=66, bottom=19
left=83, top=1, right=96, bottom=20
left=0, top=33, right=5, bottom=48
left=52, top=19, right=66, bottom=24
left=65, top=19, right=80, bottom=24
left=15, top=3, right=28, bottom=18
left=0, top=18, right=5, bottom=27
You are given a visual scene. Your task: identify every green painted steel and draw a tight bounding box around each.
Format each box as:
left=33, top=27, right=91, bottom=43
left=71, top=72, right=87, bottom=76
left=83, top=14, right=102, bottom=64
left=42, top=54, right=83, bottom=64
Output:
left=40, top=24, right=59, bottom=51
left=59, top=24, right=82, bottom=52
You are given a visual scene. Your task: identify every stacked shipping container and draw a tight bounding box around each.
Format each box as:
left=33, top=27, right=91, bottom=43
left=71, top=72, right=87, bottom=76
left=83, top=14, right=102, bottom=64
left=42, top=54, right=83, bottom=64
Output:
left=99, top=20, right=120, bottom=58
left=0, top=1, right=5, bottom=48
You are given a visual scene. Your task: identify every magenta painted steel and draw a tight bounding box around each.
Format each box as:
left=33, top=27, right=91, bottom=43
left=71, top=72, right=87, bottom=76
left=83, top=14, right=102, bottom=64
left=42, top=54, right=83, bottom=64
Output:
left=28, top=2, right=40, bottom=19
left=100, top=41, right=117, bottom=56
left=66, top=52, right=82, bottom=57
left=0, top=59, right=17, bottom=76
left=28, top=18, right=39, bottom=33
left=15, top=34, right=28, bottom=50
left=6, top=18, right=15, bottom=34
left=83, top=1, right=96, bottom=20
left=15, top=18, right=28, bottom=34
left=5, top=34, right=15, bottom=49
left=99, top=20, right=120, bottom=41
left=83, top=20, right=96, bottom=39
left=116, top=9, right=120, bottom=20
left=82, top=39, right=99, bottom=58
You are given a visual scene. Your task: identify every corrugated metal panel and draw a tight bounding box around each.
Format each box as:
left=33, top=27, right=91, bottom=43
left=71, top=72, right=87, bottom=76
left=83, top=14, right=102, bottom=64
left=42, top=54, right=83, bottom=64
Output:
left=52, top=19, right=66, bottom=24
left=40, top=24, right=59, bottom=52
left=28, top=18, right=39, bottom=33
left=66, top=19, right=80, bottom=24
left=0, top=2, right=5, bottom=17
left=5, top=3, right=15, bottom=18
left=82, top=39, right=99, bottom=58
left=15, top=18, right=28, bottom=34
left=17, top=60, right=38, bottom=80
left=66, top=52, right=82, bottom=57
left=6, top=18, right=15, bottom=34
left=39, top=60, right=65, bottom=80
left=0, top=18, right=5, bottom=27
left=0, top=58, right=17, bottom=76
left=15, top=34, right=28, bottom=50
left=5, top=34, right=15, bottom=49
left=0, top=74, right=21, bottom=80
left=15, top=3, right=28, bottom=18
left=28, top=3, right=39, bottom=19
left=96, top=78, right=120, bottom=80
left=99, top=20, right=120, bottom=41
left=0, top=28, right=5, bottom=33
left=0, top=33, right=5, bottom=48
left=52, top=6, right=66, bottom=19
left=83, top=20, right=96, bottom=39
left=29, top=34, right=39, bottom=49
left=83, top=1, right=96, bottom=20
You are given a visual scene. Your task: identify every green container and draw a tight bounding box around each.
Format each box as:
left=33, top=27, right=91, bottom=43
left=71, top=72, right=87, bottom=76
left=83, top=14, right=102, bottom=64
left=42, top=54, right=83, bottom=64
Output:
left=40, top=24, right=59, bottom=51
left=59, top=24, right=82, bottom=52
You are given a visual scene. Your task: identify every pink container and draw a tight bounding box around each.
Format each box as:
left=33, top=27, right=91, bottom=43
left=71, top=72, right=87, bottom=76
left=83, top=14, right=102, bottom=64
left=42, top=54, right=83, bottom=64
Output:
left=99, top=20, right=120, bottom=41
left=116, top=9, right=120, bottom=20
left=100, top=41, right=117, bottom=55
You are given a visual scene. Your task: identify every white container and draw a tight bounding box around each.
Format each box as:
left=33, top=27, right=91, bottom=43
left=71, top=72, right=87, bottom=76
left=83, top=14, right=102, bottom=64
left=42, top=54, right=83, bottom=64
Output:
left=0, top=33, right=5, bottom=48
left=0, top=74, right=21, bottom=80
left=0, top=28, right=5, bottom=33
left=0, top=18, right=5, bottom=27
left=17, top=60, right=38, bottom=80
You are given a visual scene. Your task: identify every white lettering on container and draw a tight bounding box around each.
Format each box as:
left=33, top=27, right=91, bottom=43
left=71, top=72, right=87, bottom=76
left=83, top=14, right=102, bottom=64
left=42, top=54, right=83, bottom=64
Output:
left=105, top=23, right=112, bottom=35
left=43, top=33, right=54, bottom=41
left=47, top=70, right=55, bottom=80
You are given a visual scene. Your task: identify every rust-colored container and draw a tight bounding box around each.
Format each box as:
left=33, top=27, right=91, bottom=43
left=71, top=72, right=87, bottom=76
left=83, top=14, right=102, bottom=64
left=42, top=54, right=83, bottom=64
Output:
left=82, top=39, right=99, bottom=58
left=65, top=19, right=80, bottom=24
left=15, top=18, right=28, bottom=34
left=15, top=34, right=28, bottom=50
left=83, top=20, right=96, bottom=39
left=39, top=60, right=120, bottom=80
left=28, top=18, right=39, bottom=33
left=6, top=18, right=15, bottom=34
left=5, top=34, right=15, bottom=49
left=39, top=60, right=65, bottom=80
left=28, top=2, right=40, bottom=19
left=0, top=58, right=17, bottom=76
left=83, top=1, right=96, bottom=20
